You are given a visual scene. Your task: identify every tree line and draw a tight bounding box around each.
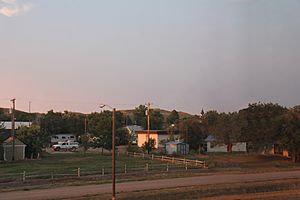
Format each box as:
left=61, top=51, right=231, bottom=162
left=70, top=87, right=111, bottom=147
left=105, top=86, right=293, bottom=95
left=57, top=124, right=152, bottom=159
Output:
left=1, top=103, right=300, bottom=162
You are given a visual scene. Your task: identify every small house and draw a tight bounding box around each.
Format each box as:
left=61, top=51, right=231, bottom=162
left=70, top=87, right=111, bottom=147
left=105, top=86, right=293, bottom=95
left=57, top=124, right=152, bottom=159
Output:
left=136, top=130, right=180, bottom=149
left=165, top=141, right=189, bottom=155
left=2, top=137, right=26, bottom=161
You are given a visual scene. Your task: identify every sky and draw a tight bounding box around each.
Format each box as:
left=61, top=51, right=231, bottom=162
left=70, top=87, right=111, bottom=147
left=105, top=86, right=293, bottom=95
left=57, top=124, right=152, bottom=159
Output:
left=1, top=0, right=300, bottom=114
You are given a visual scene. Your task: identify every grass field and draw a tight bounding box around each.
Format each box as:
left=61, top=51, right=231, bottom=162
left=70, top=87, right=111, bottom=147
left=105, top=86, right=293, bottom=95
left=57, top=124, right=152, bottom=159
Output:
left=1, top=151, right=300, bottom=195
left=0, top=151, right=174, bottom=176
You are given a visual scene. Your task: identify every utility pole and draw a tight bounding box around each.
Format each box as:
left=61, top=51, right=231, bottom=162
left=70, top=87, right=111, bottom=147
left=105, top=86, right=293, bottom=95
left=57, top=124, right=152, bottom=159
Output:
left=84, top=115, right=87, bottom=134
left=112, top=108, right=116, bottom=200
left=29, top=101, right=31, bottom=127
left=11, top=98, right=15, bottom=161
left=147, top=102, right=150, bottom=154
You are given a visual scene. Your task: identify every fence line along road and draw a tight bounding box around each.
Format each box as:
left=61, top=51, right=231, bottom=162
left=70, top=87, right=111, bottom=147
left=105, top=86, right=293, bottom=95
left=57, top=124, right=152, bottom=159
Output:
left=127, top=152, right=207, bottom=168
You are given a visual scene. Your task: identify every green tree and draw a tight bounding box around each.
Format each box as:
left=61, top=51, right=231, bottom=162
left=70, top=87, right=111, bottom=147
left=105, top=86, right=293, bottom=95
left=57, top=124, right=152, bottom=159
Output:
left=201, top=110, right=219, bottom=134
left=141, top=138, right=156, bottom=153
left=133, top=105, right=147, bottom=128
left=150, top=110, right=164, bottom=130
left=240, top=103, right=287, bottom=151
left=167, top=110, right=179, bottom=125
left=16, top=125, right=43, bottom=158
left=178, top=117, right=206, bottom=150
left=279, top=109, right=300, bottom=162
left=79, top=134, right=90, bottom=155
left=212, top=112, right=243, bottom=152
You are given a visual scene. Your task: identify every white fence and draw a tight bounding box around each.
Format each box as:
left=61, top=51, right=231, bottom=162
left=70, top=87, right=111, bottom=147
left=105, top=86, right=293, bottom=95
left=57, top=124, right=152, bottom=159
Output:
left=127, top=152, right=206, bottom=168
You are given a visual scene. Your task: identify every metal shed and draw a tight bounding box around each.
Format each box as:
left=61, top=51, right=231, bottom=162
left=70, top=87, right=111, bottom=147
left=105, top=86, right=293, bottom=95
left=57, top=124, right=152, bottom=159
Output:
left=165, top=141, right=189, bottom=155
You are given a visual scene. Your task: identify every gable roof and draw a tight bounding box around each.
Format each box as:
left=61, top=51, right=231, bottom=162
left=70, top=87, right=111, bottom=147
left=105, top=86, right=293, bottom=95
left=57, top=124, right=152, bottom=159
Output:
left=205, top=135, right=216, bottom=142
left=3, top=137, right=26, bottom=146
left=126, top=125, right=143, bottom=132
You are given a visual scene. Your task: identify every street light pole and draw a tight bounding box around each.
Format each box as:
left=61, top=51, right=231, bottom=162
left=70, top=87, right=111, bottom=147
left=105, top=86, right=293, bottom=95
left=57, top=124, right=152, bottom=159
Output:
left=100, top=104, right=116, bottom=200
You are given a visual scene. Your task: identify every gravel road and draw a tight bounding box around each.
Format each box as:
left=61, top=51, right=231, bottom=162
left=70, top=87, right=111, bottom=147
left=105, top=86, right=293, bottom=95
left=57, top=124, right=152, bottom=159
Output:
left=2, top=170, right=300, bottom=200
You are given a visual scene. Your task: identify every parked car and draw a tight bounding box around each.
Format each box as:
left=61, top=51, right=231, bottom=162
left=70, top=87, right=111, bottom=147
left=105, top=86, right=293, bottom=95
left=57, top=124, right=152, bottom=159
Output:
left=52, top=141, right=79, bottom=151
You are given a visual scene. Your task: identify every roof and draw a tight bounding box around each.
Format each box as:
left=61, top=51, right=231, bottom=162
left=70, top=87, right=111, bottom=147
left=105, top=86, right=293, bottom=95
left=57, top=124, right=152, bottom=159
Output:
left=3, top=137, right=26, bottom=146
left=51, top=134, right=75, bottom=136
left=205, top=135, right=216, bottom=142
left=136, top=130, right=169, bottom=135
left=165, top=141, right=186, bottom=145
left=1, top=122, right=31, bottom=130
left=126, top=125, right=143, bottom=132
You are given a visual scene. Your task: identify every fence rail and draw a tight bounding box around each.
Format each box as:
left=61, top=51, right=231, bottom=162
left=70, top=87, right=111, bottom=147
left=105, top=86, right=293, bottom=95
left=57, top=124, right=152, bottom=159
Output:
left=0, top=163, right=203, bottom=185
left=0, top=153, right=206, bottom=186
left=127, top=152, right=206, bottom=168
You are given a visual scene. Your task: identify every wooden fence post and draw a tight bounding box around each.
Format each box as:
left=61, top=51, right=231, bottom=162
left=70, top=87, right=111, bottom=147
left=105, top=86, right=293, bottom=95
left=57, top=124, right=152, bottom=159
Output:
left=185, top=164, right=188, bottom=171
left=172, top=157, right=174, bottom=163
left=152, top=154, right=154, bottom=160
left=145, top=163, right=149, bottom=172
left=143, top=153, right=145, bottom=159
left=22, top=171, right=26, bottom=182
left=134, top=152, right=136, bottom=157
left=51, top=172, right=54, bottom=184
left=166, top=163, right=169, bottom=172
left=77, top=168, right=81, bottom=177
left=124, top=164, right=127, bottom=174
left=102, top=167, right=105, bottom=176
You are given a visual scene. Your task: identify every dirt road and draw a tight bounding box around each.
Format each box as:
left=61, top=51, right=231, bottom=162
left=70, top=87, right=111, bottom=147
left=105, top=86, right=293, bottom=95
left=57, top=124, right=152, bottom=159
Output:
left=2, top=170, right=300, bottom=200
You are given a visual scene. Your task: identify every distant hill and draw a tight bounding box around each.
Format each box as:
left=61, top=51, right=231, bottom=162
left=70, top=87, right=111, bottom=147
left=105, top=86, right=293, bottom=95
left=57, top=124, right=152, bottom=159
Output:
left=0, top=107, right=40, bottom=122
left=119, top=108, right=193, bottom=121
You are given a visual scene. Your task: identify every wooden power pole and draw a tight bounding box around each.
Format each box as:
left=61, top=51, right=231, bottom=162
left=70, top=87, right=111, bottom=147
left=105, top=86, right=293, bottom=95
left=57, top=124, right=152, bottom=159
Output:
left=147, top=102, right=150, bottom=154
left=11, top=98, right=15, bottom=161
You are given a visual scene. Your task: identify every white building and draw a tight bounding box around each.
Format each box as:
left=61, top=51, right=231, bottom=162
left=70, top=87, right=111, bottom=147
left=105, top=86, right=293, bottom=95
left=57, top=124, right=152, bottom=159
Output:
left=1, top=121, right=31, bottom=130
left=205, top=135, right=247, bottom=153
left=51, top=134, right=76, bottom=143
left=136, top=130, right=180, bottom=149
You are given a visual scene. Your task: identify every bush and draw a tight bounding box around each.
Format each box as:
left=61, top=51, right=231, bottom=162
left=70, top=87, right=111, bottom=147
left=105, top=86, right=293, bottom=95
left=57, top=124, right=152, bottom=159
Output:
left=127, top=144, right=143, bottom=153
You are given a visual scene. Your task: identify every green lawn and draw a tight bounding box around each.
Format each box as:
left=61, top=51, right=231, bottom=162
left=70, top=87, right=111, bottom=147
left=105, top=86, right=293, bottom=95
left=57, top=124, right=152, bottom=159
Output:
left=0, top=152, right=182, bottom=177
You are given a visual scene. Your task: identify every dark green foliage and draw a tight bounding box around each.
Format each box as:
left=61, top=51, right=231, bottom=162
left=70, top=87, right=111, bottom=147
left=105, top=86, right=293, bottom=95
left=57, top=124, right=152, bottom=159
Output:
left=150, top=110, right=164, bottom=130
left=178, top=117, right=206, bottom=150
left=16, top=125, right=43, bottom=158
left=141, top=138, right=156, bottom=153
left=133, top=105, right=164, bottom=130
left=240, top=103, right=287, bottom=151
left=133, top=105, right=147, bottom=128
left=167, top=110, right=179, bottom=125
left=279, top=109, right=300, bottom=162
left=40, top=110, right=85, bottom=140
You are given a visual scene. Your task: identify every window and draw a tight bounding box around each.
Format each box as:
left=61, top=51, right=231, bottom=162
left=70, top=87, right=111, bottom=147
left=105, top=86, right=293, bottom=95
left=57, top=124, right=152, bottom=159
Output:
left=62, top=136, right=66, bottom=139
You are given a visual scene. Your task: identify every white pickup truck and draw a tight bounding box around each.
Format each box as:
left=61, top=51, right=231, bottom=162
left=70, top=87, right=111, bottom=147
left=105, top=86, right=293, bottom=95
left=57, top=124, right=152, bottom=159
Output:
left=52, top=141, right=79, bottom=151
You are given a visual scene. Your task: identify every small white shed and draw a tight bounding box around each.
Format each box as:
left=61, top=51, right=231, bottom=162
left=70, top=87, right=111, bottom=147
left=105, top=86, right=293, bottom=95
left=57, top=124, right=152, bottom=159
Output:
left=2, top=137, right=26, bottom=161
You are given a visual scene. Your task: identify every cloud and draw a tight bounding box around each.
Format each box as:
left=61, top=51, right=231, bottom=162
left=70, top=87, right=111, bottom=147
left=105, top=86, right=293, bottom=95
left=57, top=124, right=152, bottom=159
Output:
left=0, top=0, right=33, bottom=17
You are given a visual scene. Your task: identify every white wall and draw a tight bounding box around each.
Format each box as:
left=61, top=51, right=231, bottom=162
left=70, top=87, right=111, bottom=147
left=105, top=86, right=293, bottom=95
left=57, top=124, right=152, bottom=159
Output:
left=232, top=142, right=247, bottom=152
left=207, top=142, right=247, bottom=153
left=207, top=142, right=228, bottom=153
